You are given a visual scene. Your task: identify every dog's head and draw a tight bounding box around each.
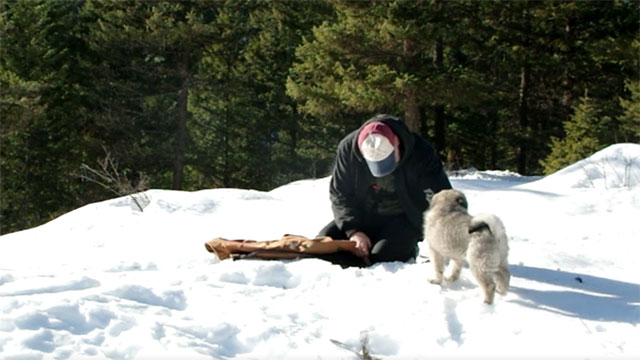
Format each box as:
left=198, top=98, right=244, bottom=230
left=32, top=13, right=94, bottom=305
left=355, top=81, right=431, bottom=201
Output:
left=429, top=189, right=468, bottom=213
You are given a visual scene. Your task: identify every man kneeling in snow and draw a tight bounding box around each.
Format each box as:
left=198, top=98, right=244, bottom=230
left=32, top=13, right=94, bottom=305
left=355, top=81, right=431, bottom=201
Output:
left=317, top=114, right=451, bottom=267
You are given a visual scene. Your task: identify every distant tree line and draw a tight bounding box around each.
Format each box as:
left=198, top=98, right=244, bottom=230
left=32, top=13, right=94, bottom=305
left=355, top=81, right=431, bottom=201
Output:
left=1, top=0, right=638, bottom=234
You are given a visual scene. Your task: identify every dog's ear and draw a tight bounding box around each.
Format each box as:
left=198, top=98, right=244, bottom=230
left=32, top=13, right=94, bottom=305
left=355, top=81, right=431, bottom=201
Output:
left=456, top=195, right=468, bottom=210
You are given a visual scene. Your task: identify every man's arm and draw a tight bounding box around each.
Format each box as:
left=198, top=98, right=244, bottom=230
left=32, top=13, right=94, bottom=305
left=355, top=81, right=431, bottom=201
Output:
left=329, top=136, right=363, bottom=238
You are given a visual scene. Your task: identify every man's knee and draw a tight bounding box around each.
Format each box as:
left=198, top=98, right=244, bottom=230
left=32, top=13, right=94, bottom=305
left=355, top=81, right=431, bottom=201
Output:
left=317, top=221, right=345, bottom=239
left=370, top=238, right=417, bottom=263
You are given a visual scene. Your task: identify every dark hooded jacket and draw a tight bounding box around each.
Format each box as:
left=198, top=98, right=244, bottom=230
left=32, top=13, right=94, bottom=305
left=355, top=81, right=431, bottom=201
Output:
left=329, top=115, right=452, bottom=238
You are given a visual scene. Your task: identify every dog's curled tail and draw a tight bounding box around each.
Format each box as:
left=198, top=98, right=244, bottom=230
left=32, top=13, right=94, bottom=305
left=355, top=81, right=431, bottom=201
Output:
left=469, top=213, right=507, bottom=245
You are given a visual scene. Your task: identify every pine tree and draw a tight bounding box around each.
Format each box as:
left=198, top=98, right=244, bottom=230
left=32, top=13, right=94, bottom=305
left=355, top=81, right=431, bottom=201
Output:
left=1, top=0, right=98, bottom=234
left=618, top=80, right=640, bottom=142
left=190, top=0, right=330, bottom=190
left=243, top=0, right=333, bottom=185
left=188, top=0, right=264, bottom=189
left=287, top=0, right=485, bottom=138
left=541, top=95, right=607, bottom=174
left=2, top=0, right=638, bottom=233
left=84, top=0, right=219, bottom=190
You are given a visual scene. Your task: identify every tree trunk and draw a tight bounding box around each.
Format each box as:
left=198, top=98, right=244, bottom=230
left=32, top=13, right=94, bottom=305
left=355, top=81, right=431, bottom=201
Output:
left=562, top=18, right=574, bottom=108
left=434, top=105, right=446, bottom=154
left=173, top=85, right=187, bottom=190
left=172, top=50, right=189, bottom=190
left=433, top=36, right=446, bottom=155
left=404, top=91, right=421, bottom=134
left=221, top=58, right=232, bottom=187
left=517, top=64, right=530, bottom=175
left=517, top=5, right=531, bottom=175
left=489, top=110, right=498, bottom=169
left=401, top=37, right=422, bottom=134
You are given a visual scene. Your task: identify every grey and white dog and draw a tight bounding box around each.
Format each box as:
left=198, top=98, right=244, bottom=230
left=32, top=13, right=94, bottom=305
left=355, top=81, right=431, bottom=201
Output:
left=424, top=189, right=472, bottom=285
left=424, top=189, right=510, bottom=304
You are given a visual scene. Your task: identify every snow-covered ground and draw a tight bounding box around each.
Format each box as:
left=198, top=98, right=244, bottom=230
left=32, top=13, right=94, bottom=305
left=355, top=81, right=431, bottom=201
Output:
left=1, top=143, right=639, bottom=359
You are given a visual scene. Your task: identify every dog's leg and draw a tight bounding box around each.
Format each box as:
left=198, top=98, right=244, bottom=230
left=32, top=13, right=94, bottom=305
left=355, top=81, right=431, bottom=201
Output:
left=428, top=248, right=445, bottom=284
left=483, top=281, right=496, bottom=304
left=494, top=266, right=510, bottom=295
left=445, top=258, right=464, bottom=282
left=471, top=266, right=496, bottom=304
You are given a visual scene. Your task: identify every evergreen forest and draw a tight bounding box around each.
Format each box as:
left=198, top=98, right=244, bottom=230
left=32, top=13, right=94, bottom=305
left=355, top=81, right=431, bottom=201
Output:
left=1, top=0, right=638, bottom=234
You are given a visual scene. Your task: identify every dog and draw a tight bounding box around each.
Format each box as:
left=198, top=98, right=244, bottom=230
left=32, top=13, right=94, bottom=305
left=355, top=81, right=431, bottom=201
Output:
left=467, top=213, right=510, bottom=304
left=424, top=189, right=510, bottom=304
left=423, top=189, right=472, bottom=285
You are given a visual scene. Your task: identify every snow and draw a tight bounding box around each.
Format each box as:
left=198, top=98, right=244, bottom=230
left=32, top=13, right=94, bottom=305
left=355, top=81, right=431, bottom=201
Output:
left=1, top=143, right=639, bottom=359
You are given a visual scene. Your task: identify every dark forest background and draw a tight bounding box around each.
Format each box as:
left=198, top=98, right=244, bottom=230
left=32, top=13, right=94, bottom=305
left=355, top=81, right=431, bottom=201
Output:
left=1, top=0, right=638, bottom=234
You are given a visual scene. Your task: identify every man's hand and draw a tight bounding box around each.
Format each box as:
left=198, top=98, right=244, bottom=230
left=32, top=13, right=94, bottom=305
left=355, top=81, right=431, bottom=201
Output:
left=349, top=231, right=371, bottom=258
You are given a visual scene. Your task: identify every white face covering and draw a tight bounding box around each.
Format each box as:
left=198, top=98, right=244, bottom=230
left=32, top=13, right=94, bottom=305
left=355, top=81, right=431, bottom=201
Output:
left=360, top=134, right=398, bottom=177
left=360, top=134, right=394, bottom=161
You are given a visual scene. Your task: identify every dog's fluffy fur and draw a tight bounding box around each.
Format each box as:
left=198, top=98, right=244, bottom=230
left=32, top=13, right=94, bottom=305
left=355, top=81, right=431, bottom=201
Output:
left=424, top=189, right=472, bottom=285
left=424, top=189, right=510, bottom=304
left=467, top=213, right=510, bottom=304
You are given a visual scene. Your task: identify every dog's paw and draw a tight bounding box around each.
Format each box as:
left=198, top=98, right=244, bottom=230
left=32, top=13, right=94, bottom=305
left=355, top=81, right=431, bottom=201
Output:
left=482, top=284, right=496, bottom=304
left=444, top=273, right=460, bottom=282
left=428, top=277, right=443, bottom=285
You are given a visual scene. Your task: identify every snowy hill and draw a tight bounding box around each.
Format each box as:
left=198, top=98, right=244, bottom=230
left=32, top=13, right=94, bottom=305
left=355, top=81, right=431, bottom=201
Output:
left=1, top=144, right=639, bottom=359
left=527, top=143, right=640, bottom=190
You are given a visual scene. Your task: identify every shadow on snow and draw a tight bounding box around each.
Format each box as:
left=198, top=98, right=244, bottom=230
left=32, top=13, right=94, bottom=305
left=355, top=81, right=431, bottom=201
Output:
left=509, top=265, right=640, bottom=324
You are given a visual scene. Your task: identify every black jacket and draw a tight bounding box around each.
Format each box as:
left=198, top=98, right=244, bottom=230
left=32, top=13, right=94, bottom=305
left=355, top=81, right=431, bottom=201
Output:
left=329, top=115, right=452, bottom=238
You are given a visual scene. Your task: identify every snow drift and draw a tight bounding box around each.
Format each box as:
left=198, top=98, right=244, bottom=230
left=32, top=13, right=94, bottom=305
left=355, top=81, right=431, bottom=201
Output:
left=529, top=143, right=640, bottom=190
left=0, top=144, right=638, bottom=359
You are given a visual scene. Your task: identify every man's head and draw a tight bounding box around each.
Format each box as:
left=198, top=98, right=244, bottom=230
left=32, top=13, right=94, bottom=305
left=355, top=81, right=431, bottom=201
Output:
left=357, top=121, right=400, bottom=177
